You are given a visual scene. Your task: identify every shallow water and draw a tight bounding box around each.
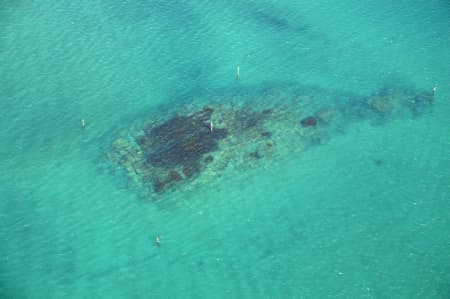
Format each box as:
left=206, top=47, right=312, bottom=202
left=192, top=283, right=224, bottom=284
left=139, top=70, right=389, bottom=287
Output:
left=1, top=1, right=449, bottom=298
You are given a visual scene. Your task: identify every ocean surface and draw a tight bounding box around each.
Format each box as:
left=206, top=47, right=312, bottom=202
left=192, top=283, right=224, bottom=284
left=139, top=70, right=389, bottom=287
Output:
left=1, top=1, right=449, bottom=298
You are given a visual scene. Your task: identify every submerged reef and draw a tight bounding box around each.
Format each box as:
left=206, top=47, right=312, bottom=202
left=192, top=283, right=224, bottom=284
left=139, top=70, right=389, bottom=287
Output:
left=106, top=84, right=433, bottom=196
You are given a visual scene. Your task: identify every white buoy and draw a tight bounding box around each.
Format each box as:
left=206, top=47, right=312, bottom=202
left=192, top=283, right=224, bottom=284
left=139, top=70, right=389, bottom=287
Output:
left=236, top=66, right=240, bottom=80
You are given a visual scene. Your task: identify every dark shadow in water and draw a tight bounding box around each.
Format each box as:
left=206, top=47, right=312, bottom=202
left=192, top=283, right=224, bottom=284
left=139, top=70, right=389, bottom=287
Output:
left=250, top=10, right=309, bottom=33
left=373, top=159, right=384, bottom=166
left=0, top=279, right=26, bottom=299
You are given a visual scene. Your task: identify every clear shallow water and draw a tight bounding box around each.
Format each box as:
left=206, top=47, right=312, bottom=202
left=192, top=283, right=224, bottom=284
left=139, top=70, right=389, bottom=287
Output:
left=0, top=1, right=449, bottom=298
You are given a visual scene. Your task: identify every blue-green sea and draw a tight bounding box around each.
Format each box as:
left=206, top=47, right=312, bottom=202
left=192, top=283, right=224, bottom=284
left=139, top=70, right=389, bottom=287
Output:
left=1, top=1, right=449, bottom=298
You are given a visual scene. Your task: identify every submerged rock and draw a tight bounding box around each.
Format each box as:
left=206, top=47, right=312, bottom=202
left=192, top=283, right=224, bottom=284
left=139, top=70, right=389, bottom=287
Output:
left=262, top=108, right=273, bottom=115
left=106, top=84, right=433, bottom=197
left=182, top=162, right=201, bottom=179
left=248, top=151, right=262, bottom=160
left=300, top=116, right=318, bottom=127
left=261, top=131, right=272, bottom=138
left=143, top=108, right=227, bottom=169
left=153, top=171, right=182, bottom=193
left=204, top=155, right=214, bottom=164
left=137, top=107, right=229, bottom=191
left=368, top=95, right=398, bottom=113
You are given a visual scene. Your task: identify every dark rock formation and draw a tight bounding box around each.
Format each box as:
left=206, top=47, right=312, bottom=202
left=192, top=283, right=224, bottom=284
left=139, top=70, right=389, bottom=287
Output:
left=143, top=107, right=227, bottom=168
left=136, top=107, right=228, bottom=192
left=106, top=84, right=434, bottom=197
left=182, top=162, right=201, bottom=179
left=300, top=116, right=318, bottom=127
left=153, top=171, right=182, bottom=193
left=204, top=155, right=214, bottom=164
left=248, top=151, right=262, bottom=160
left=261, top=131, right=272, bottom=138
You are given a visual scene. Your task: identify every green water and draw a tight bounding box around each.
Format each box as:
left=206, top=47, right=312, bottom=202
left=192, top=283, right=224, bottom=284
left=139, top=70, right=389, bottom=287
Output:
left=1, top=0, right=449, bottom=298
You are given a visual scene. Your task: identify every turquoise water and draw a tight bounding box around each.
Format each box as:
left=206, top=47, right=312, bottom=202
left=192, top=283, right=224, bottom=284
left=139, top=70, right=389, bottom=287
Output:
left=1, top=0, right=449, bottom=298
